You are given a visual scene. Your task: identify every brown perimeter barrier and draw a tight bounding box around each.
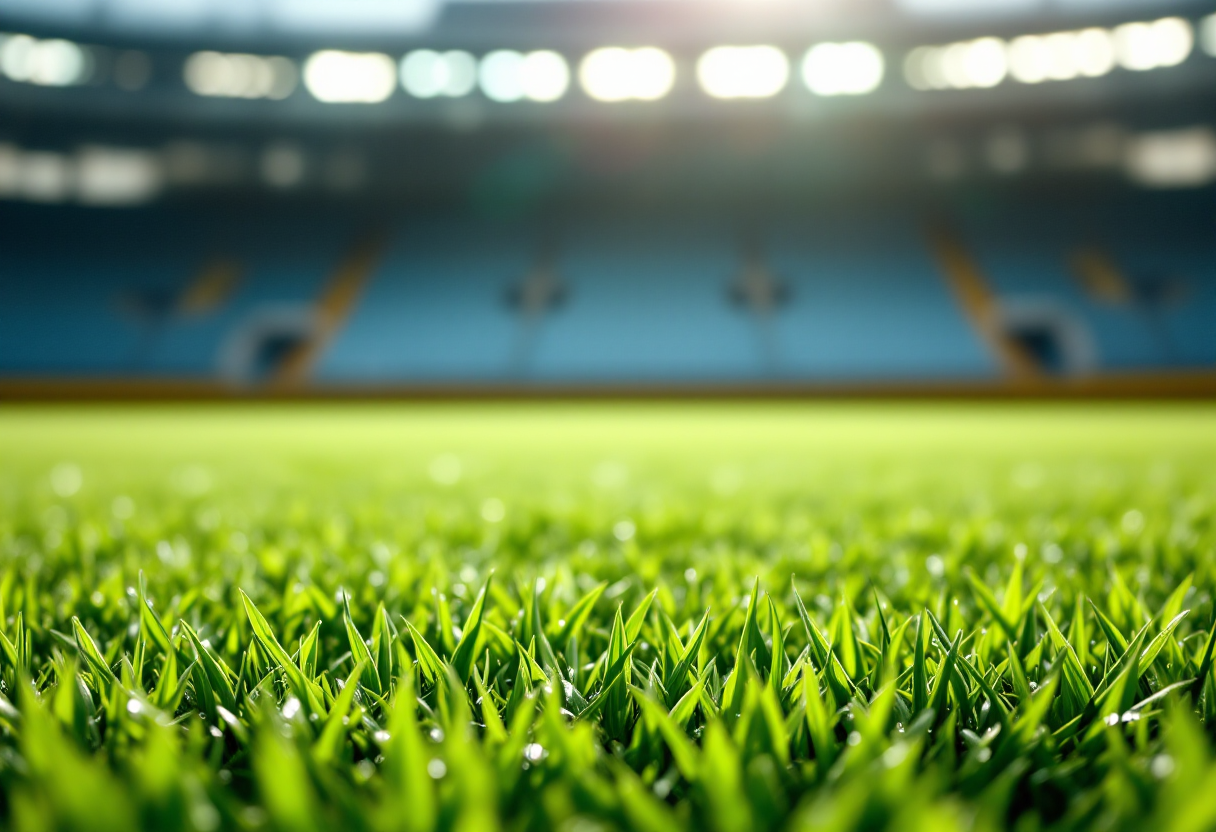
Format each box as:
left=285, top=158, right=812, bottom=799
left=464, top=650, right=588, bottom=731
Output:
left=2, top=372, right=1216, bottom=402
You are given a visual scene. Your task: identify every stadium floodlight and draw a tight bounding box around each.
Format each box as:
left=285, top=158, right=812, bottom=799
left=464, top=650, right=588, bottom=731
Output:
left=185, top=52, right=297, bottom=100
left=1008, top=36, right=1050, bottom=84
left=1152, top=18, right=1194, bottom=67
left=1204, top=14, right=1216, bottom=57
left=579, top=47, right=675, bottom=102
left=479, top=50, right=570, bottom=103
left=697, top=45, right=789, bottom=99
left=1010, top=33, right=1074, bottom=83
left=801, top=42, right=884, bottom=96
left=29, top=39, right=86, bottom=86
left=629, top=48, right=676, bottom=100
left=904, top=37, right=1005, bottom=91
left=303, top=50, right=396, bottom=103
left=1114, top=18, right=1193, bottom=71
left=0, top=33, right=89, bottom=86
left=259, top=143, right=306, bottom=189
left=580, top=47, right=631, bottom=102
left=400, top=50, right=477, bottom=99
left=17, top=151, right=72, bottom=203
left=479, top=50, right=525, bottom=102
left=903, top=46, right=939, bottom=90
left=1008, top=28, right=1115, bottom=85
left=520, top=50, right=570, bottom=102
left=263, top=57, right=298, bottom=99
left=401, top=49, right=445, bottom=99
left=0, top=34, right=34, bottom=82
left=937, top=43, right=969, bottom=88
left=959, top=37, right=1007, bottom=88
left=910, top=25, right=1122, bottom=91
left=1042, top=33, right=1080, bottom=81
left=0, top=143, right=17, bottom=197
left=1124, top=127, right=1216, bottom=188
left=1114, top=22, right=1160, bottom=71
left=76, top=146, right=163, bottom=206
left=912, top=17, right=1192, bottom=91
left=1073, top=29, right=1116, bottom=78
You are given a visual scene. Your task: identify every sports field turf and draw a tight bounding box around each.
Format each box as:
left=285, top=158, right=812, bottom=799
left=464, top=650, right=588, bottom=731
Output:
left=1, top=402, right=1215, bottom=832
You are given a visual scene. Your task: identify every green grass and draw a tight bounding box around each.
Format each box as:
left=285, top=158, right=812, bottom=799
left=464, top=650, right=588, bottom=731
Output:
left=2, top=402, right=1216, bottom=832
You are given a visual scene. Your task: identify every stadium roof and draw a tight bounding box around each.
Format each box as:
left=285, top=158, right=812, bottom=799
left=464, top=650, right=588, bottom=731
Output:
left=0, top=0, right=1201, bottom=43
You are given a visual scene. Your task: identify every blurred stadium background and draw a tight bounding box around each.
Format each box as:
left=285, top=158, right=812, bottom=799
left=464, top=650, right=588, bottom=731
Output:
left=0, top=0, right=1213, bottom=397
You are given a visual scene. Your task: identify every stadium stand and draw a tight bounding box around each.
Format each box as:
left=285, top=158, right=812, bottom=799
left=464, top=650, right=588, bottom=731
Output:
left=2, top=189, right=1211, bottom=389
left=1, top=0, right=1213, bottom=395
left=1, top=205, right=213, bottom=375
left=526, top=218, right=762, bottom=381
left=956, top=191, right=1216, bottom=374
left=315, top=217, right=535, bottom=382
left=764, top=212, right=996, bottom=380
left=0, top=204, right=356, bottom=380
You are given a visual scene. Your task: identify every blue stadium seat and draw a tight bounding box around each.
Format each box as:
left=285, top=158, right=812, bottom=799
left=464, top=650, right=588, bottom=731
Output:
left=766, top=211, right=996, bottom=379
left=151, top=214, right=350, bottom=376
left=2, top=193, right=1211, bottom=384
left=316, top=217, right=531, bottom=381
left=956, top=194, right=1216, bottom=371
left=322, top=212, right=996, bottom=383
left=0, top=206, right=207, bottom=375
left=530, top=218, right=759, bottom=380
left=0, top=205, right=352, bottom=377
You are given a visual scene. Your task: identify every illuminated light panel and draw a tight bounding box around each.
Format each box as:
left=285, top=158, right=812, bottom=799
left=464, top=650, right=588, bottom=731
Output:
left=906, top=37, right=1005, bottom=90
left=114, top=50, right=152, bottom=91
left=1074, top=29, right=1116, bottom=78
left=1008, top=29, right=1115, bottom=84
left=1203, top=14, right=1216, bottom=57
left=1124, top=127, right=1216, bottom=188
left=1114, top=17, right=1192, bottom=71
left=18, top=151, right=72, bottom=203
left=479, top=50, right=524, bottom=102
left=909, top=17, right=1187, bottom=92
left=1010, top=34, right=1065, bottom=83
left=303, top=50, right=396, bottom=103
left=801, top=42, right=884, bottom=96
left=0, top=143, right=20, bottom=196
left=184, top=51, right=297, bottom=100
left=479, top=50, right=570, bottom=103
left=521, top=50, right=570, bottom=102
left=1, top=141, right=163, bottom=206
left=697, top=45, right=789, bottom=100
left=579, top=46, right=675, bottom=102
left=400, top=50, right=477, bottom=98
left=77, top=146, right=163, bottom=205
left=0, top=34, right=35, bottom=82
left=0, top=33, right=89, bottom=86
left=962, top=37, right=1007, bottom=88
left=260, top=143, right=306, bottom=189
left=1042, top=32, right=1082, bottom=80
left=903, top=47, right=938, bottom=91
left=1006, top=36, right=1046, bottom=84
left=936, top=42, right=968, bottom=88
